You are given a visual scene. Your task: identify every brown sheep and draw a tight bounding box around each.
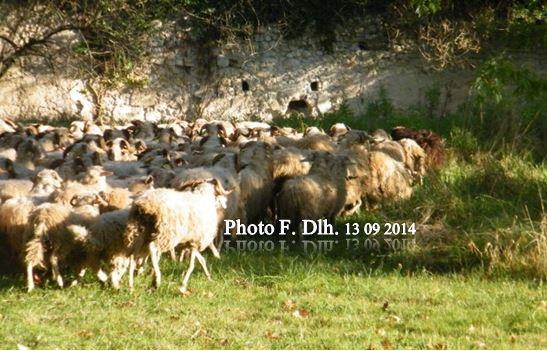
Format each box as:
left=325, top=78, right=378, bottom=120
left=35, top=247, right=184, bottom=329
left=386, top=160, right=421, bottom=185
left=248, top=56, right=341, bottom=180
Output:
left=391, top=126, right=445, bottom=170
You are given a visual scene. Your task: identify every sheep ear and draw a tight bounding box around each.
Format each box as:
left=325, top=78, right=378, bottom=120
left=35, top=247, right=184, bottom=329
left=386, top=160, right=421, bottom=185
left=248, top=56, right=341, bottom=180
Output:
left=100, top=170, right=113, bottom=176
left=217, top=196, right=228, bottom=209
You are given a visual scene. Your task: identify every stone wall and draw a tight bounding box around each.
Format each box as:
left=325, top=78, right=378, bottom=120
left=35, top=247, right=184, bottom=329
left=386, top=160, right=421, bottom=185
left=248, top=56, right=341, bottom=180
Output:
left=0, top=17, right=544, bottom=122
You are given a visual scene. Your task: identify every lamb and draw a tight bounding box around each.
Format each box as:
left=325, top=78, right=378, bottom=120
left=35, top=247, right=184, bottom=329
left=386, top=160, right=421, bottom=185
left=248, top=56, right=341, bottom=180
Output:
left=123, top=178, right=231, bottom=293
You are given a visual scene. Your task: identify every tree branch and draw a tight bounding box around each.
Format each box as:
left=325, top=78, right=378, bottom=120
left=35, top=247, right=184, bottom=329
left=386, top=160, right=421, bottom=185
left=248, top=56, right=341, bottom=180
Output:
left=0, top=24, right=85, bottom=80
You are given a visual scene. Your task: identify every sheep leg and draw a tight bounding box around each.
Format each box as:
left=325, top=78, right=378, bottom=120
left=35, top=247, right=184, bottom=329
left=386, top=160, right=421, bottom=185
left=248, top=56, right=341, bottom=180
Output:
left=136, top=256, right=147, bottom=275
left=96, top=269, right=108, bottom=283
left=179, top=248, right=190, bottom=263
left=26, top=263, right=35, bottom=292
left=214, top=233, right=223, bottom=254
left=50, top=255, right=64, bottom=288
left=70, top=268, right=87, bottom=287
left=169, top=247, right=177, bottom=261
left=208, top=243, right=221, bottom=259
left=179, top=249, right=197, bottom=294
left=128, top=255, right=136, bottom=291
left=195, top=251, right=211, bottom=280
left=149, top=242, right=161, bottom=288
left=110, top=257, right=128, bottom=290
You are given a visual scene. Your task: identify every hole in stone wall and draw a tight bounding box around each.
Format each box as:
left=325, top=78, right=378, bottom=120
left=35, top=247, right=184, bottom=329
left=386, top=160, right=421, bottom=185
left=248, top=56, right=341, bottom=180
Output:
left=241, top=80, right=250, bottom=92
left=287, top=99, right=310, bottom=114
left=310, top=81, right=319, bottom=91
left=357, top=41, right=368, bottom=50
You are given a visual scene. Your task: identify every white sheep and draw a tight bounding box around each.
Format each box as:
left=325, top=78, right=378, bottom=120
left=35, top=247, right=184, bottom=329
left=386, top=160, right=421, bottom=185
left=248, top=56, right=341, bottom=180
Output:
left=123, top=179, right=230, bottom=293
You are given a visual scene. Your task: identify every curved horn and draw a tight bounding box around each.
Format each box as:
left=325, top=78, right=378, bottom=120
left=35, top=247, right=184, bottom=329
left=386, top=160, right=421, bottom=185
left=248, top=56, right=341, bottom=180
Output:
left=210, top=178, right=232, bottom=196
left=217, top=123, right=227, bottom=138
left=120, top=138, right=130, bottom=150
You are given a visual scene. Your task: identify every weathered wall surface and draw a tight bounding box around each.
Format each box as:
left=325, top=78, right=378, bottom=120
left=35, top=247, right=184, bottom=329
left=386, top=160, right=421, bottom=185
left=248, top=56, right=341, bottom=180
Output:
left=0, top=17, right=544, bottom=122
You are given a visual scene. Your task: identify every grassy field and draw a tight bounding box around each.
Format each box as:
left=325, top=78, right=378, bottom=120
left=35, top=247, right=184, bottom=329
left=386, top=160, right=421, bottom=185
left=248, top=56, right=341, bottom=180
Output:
left=0, top=255, right=546, bottom=349
left=0, top=57, right=546, bottom=349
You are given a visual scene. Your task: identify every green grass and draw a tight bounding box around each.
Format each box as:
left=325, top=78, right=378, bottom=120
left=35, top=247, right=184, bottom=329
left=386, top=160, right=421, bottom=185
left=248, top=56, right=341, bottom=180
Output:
left=0, top=255, right=546, bottom=349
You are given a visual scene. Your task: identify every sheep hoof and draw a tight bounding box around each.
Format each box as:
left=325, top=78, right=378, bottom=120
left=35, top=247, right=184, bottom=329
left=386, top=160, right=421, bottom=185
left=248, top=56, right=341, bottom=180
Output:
left=110, top=279, right=120, bottom=289
left=178, top=286, right=189, bottom=295
left=70, top=280, right=79, bottom=287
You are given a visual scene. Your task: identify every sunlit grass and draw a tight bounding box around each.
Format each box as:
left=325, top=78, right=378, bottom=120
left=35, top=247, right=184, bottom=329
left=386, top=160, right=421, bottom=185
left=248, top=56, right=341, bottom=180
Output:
left=0, top=256, right=546, bottom=349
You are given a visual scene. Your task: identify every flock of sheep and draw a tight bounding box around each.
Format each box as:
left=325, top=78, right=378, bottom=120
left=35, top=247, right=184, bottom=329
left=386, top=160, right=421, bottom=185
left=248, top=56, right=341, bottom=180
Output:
left=0, top=117, right=444, bottom=294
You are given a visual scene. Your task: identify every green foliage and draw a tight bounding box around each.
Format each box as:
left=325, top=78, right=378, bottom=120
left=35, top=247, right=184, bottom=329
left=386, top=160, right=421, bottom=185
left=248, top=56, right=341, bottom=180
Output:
left=411, top=0, right=441, bottom=17
left=470, top=55, right=547, bottom=159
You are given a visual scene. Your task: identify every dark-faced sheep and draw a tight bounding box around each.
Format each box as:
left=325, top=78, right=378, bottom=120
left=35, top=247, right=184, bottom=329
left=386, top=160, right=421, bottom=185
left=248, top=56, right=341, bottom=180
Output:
left=391, top=126, right=445, bottom=170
